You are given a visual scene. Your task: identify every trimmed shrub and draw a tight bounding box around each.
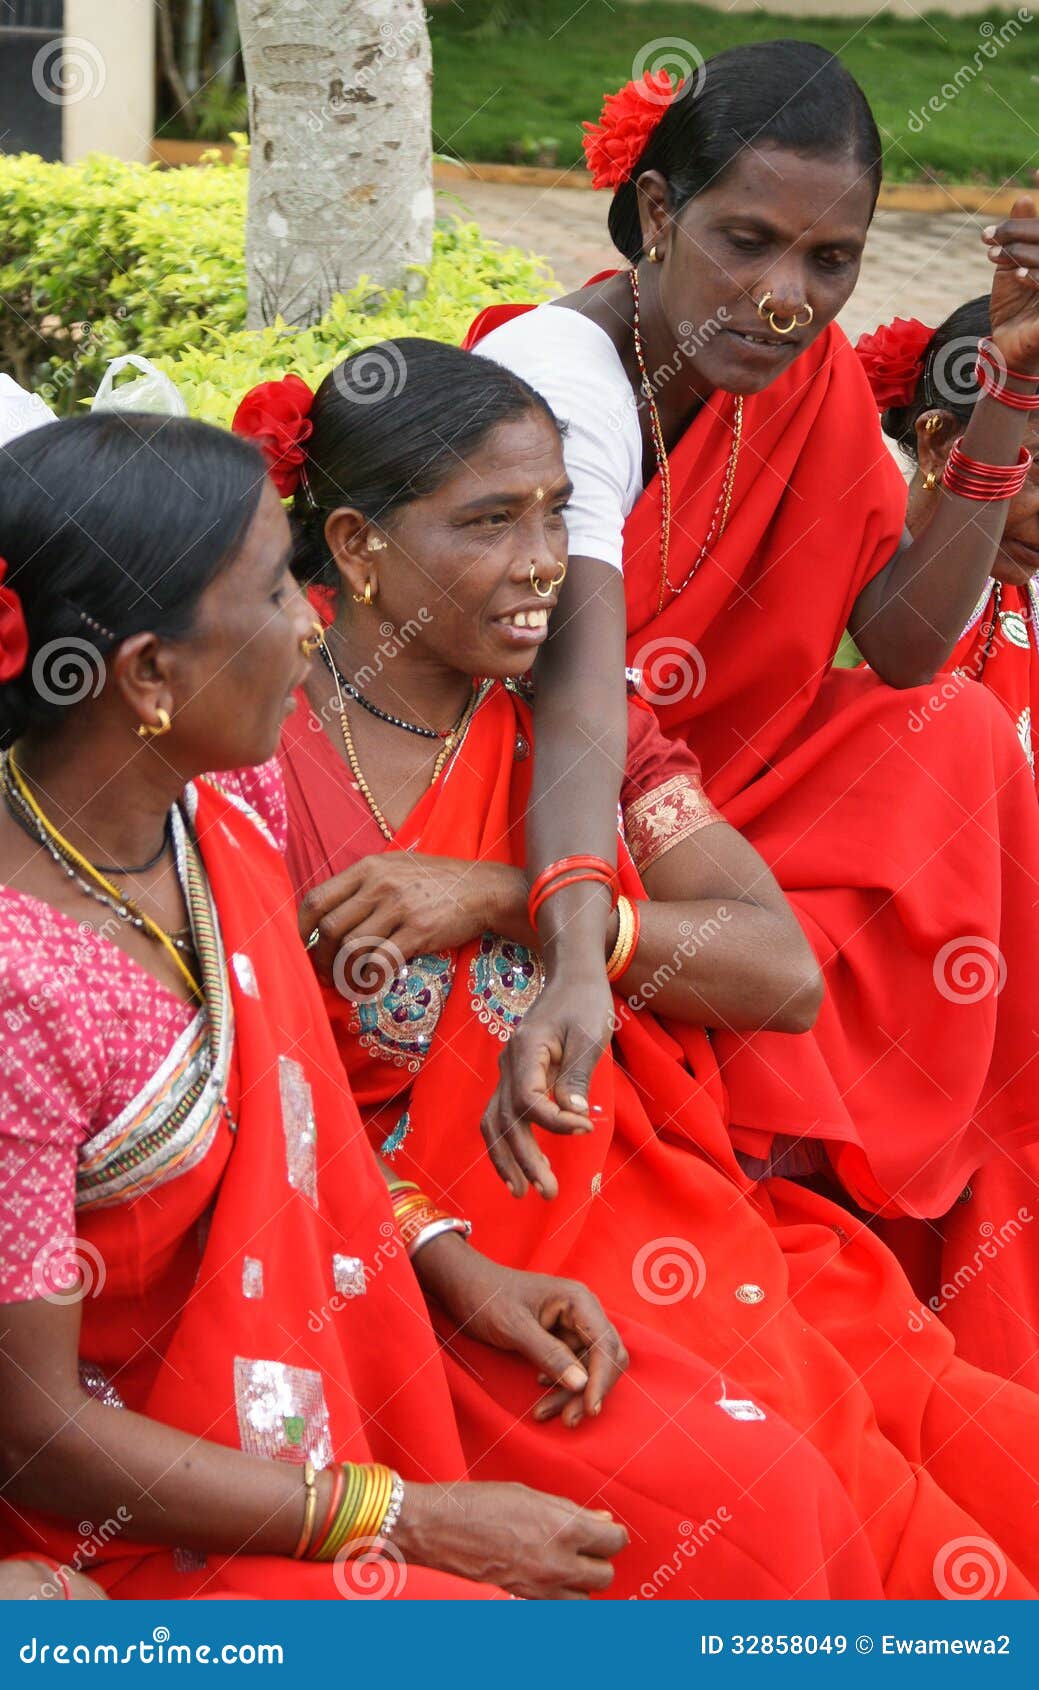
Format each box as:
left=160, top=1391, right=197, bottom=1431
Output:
left=0, top=149, right=555, bottom=417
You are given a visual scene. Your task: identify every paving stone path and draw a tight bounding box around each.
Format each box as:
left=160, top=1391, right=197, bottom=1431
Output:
left=438, top=178, right=997, bottom=340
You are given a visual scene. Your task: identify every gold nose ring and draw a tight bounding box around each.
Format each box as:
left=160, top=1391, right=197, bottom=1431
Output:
left=756, top=293, right=813, bottom=335
left=530, top=562, right=567, bottom=598
left=300, top=622, right=324, bottom=657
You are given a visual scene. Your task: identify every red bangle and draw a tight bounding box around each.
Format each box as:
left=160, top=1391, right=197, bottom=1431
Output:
left=529, top=868, right=616, bottom=926
left=977, top=364, right=1039, bottom=412
left=306, top=1465, right=344, bottom=1560
left=528, top=855, right=619, bottom=929
left=4, top=1552, right=72, bottom=1598
left=941, top=438, right=1033, bottom=502
left=977, top=337, right=1039, bottom=389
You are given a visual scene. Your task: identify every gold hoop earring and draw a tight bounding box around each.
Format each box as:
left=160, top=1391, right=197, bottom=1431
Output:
left=531, top=562, right=567, bottom=598
left=647, top=244, right=662, bottom=263
left=300, top=622, right=324, bottom=657
left=136, top=707, right=171, bottom=740
left=924, top=414, right=943, bottom=435
left=923, top=470, right=939, bottom=491
left=352, top=581, right=375, bottom=607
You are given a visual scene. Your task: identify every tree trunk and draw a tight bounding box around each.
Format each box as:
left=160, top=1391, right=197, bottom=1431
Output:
left=180, top=0, right=206, bottom=97
left=236, top=0, right=434, bottom=330
left=210, top=0, right=241, bottom=89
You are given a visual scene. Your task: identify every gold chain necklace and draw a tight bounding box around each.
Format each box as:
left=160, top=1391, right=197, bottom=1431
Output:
left=1, top=749, right=202, bottom=999
left=335, top=687, right=481, bottom=843
left=629, top=268, right=744, bottom=615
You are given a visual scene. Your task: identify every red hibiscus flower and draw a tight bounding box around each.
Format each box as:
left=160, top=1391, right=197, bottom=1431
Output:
left=232, top=373, right=315, bottom=497
left=0, top=557, right=29, bottom=685
left=854, top=318, right=935, bottom=410
left=582, top=71, right=680, bottom=191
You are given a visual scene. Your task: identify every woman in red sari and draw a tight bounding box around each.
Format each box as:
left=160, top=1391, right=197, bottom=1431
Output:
left=855, top=302, right=1039, bottom=1390
left=0, top=411, right=880, bottom=1602
left=462, top=42, right=1039, bottom=1283
left=236, top=338, right=1039, bottom=1600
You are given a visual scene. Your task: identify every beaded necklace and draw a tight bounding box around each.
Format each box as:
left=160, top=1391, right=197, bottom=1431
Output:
left=319, top=639, right=465, bottom=744
left=629, top=268, right=744, bottom=614
left=318, top=649, right=481, bottom=842
left=1, top=750, right=202, bottom=1000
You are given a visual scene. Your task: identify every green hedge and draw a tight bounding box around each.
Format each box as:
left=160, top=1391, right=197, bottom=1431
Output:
left=0, top=149, right=556, bottom=420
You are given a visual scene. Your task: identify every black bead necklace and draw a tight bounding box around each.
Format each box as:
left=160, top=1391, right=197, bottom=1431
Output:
left=318, top=641, right=467, bottom=743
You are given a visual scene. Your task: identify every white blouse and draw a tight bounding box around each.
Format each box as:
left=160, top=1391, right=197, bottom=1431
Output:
left=473, top=304, right=643, bottom=572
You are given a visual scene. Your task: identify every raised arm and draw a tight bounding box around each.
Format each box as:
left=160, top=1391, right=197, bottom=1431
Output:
left=849, top=186, right=1039, bottom=685
left=480, top=558, right=628, bottom=1145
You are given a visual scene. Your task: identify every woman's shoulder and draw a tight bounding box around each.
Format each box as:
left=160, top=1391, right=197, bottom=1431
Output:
left=476, top=303, right=634, bottom=403
left=198, top=757, right=287, bottom=854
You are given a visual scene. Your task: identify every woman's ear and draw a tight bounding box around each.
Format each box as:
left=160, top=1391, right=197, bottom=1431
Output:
left=914, top=408, right=957, bottom=479
left=634, top=170, right=672, bottom=256
left=324, top=507, right=381, bottom=605
left=109, top=632, right=174, bottom=733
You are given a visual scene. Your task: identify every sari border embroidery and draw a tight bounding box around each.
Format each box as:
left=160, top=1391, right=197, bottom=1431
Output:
left=75, top=802, right=234, bottom=1212
left=623, top=773, right=721, bottom=875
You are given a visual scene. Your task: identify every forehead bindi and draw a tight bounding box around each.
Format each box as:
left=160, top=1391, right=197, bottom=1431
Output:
left=436, top=415, right=567, bottom=504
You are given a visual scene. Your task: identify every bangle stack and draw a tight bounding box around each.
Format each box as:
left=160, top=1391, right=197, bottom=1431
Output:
left=976, top=339, right=1039, bottom=411
left=528, top=854, right=619, bottom=931
left=389, top=1179, right=472, bottom=1259
left=606, top=894, right=641, bottom=982
left=941, top=438, right=1033, bottom=503
left=295, top=1461, right=406, bottom=1560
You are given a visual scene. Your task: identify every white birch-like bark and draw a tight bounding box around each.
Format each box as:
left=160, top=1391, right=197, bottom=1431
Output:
left=236, top=0, right=434, bottom=329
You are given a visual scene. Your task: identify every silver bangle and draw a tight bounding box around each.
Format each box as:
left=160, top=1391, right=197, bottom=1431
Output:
left=376, top=1470, right=406, bottom=1544
left=406, top=1215, right=472, bottom=1260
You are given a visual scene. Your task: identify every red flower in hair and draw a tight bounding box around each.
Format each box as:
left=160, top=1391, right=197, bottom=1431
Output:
left=582, top=71, right=680, bottom=190
left=0, top=557, right=29, bottom=685
left=232, top=373, right=315, bottom=497
left=854, top=318, right=935, bottom=410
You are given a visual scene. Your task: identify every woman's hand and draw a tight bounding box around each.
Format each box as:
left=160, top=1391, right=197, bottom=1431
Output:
left=983, top=171, right=1039, bottom=375
left=480, top=965, right=615, bottom=1199
left=394, top=1479, right=627, bottom=1599
left=0, top=1560, right=107, bottom=1600
left=299, top=854, right=524, bottom=974
left=413, top=1233, right=629, bottom=1425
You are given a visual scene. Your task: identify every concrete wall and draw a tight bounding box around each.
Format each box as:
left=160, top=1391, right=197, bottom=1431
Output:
left=62, top=0, right=154, bottom=164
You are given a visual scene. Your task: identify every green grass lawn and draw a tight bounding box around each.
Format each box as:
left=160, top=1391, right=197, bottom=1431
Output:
left=429, top=1, right=1039, bottom=185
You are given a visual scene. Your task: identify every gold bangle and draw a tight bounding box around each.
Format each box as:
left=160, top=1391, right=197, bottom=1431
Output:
left=318, top=1463, right=366, bottom=1562
left=351, top=1465, right=392, bottom=1548
left=292, top=1458, right=319, bottom=1559
left=606, top=895, right=635, bottom=981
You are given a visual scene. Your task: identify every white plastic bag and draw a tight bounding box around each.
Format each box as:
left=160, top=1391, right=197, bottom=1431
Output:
left=0, top=374, right=58, bottom=447
left=91, top=355, right=188, bottom=417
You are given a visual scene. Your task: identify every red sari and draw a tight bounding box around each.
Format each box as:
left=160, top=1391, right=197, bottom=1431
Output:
left=467, top=306, right=1039, bottom=1232
left=0, top=779, right=879, bottom=1602
left=279, top=682, right=1039, bottom=1600
left=870, top=576, right=1039, bottom=1390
